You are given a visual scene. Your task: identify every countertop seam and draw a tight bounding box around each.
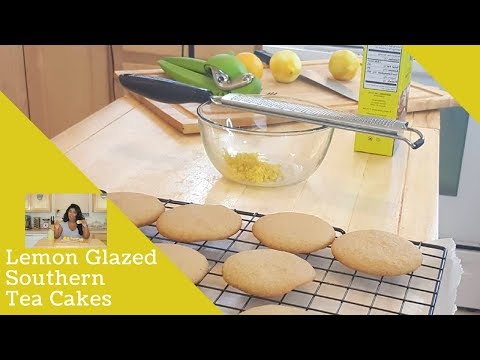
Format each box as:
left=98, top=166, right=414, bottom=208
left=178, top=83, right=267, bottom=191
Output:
left=64, top=107, right=135, bottom=155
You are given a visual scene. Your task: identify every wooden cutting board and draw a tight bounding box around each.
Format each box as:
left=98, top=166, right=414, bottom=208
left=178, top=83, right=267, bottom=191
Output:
left=115, top=59, right=457, bottom=134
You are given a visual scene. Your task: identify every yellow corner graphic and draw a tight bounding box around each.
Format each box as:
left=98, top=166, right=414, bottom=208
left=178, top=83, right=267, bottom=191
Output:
left=0, top=91, right=221, bottom=315
left=405, top=45, right=480, bottom=123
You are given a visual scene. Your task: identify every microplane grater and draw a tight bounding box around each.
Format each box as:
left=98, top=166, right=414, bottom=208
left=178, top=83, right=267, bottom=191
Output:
left=213, top=94, right=424, bottom=149
left=117, top=73, right=425, bottom=150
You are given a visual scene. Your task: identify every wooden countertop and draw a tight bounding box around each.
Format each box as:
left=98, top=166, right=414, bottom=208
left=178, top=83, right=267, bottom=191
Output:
left=53, top=95, right=442, bottom=243
left=34, top=237, right=106, bottom=248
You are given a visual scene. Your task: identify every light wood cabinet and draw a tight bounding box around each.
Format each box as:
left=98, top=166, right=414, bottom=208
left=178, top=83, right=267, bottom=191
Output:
left=92, top=194, right=107, bottom=212
left=112, top=45, right=184, bottom=98
left=24, top=46, right=114, bottom=138
left=0, top=45, right=113, bottom=139
left=112, top=45, right=183, bottom=70
left=0, top=46, right=29, bottom=117
left=26, top=194, right=52, bottom=212
left=193, top=45, right=262, bottom=59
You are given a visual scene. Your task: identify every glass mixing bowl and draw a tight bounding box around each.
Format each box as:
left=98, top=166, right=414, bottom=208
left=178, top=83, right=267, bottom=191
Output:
left=197, top=96, right=334, bottom=187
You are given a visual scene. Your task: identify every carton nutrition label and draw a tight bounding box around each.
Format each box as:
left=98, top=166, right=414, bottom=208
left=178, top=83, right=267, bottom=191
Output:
left=363, top=45, right=402, bottom=92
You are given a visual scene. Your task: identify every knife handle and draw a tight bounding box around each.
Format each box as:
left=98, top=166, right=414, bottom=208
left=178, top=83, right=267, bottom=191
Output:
left=118, top=74, right=213, bottom=104
left=254, top=50, right=272, bottom=65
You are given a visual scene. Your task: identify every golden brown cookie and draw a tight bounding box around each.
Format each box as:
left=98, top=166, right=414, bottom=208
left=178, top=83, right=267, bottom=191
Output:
left=331, top=230, right=423, bottom=276
left=240, top=305, right=307, bottom=315
left=155, top=243, right=209, bottom=284
left=252, top=212, right=335, bottom=254
left=222, top=249, right=316, bottom=297
left=107, top=192, right=165, bottom=227
left=156, top=204, right=242, bottom=242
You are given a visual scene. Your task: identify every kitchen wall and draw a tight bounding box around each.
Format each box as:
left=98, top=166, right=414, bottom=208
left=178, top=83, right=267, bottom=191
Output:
left=26, top=194, right=106, bottom=228
left=437, top=112, right=480, bottom=309
left=439, top=117, right=480, bottom=246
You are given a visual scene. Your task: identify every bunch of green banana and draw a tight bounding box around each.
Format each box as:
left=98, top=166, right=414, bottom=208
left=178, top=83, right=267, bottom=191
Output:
left=157, top=53, right=262, bottom=96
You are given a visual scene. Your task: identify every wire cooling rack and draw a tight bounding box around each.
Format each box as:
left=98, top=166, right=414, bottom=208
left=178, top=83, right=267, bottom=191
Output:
left=141, top=198, right=448, bottom=315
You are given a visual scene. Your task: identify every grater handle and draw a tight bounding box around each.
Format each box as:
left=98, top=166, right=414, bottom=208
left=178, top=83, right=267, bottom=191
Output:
left=118, top=74, right=213, bottom=104
left=404, top=127, right=425, bottom=149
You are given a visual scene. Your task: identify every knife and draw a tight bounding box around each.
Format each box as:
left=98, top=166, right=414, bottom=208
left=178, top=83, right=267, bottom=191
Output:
left=255, top=49, right=359, bottom=102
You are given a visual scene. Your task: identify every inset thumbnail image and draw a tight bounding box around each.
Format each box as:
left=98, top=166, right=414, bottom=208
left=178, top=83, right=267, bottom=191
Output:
left=25, top=193, right=107, bottom=248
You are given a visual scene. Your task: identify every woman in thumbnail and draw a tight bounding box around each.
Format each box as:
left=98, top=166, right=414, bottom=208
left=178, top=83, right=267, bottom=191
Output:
left=54, top=203, right=90, bottom=239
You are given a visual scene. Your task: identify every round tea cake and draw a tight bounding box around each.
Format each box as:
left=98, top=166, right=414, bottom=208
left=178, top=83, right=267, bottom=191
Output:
left=107, top=192, right=165, bottom=227
left=222, top=249, right=316, bottom=297
left=155, top=243, right=209, bottom=284
left=331, top=230, right=423, bottom=276
left=156, top=204, right=242, bottom=242
left=252, top=212, right=335, bottom=253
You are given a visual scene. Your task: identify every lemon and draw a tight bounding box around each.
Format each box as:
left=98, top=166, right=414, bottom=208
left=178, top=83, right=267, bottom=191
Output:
left=328, top=49, right=360, bottom=81
left=270, top=50, right=302, bottom=83
left=236, top=52, right=264, bottom=79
